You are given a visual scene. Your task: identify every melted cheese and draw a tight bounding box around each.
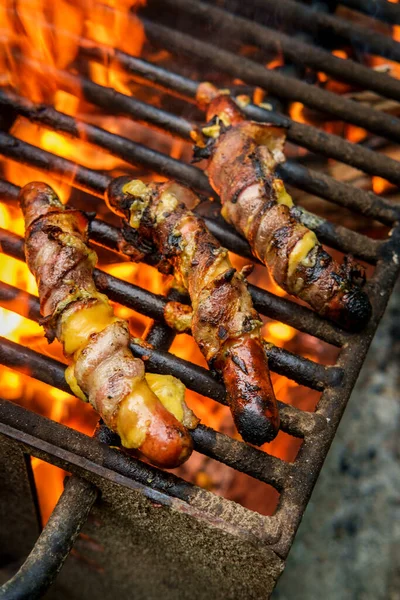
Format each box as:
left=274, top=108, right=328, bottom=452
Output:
left=122, top=179, right=148, bottom=197
left=116, top=373, right=190, bottom=449
left=288, top=231, right=318, bottom=278
left=116, top=380, right=153, bottom=449
left=116, top=374, right=187, bottom=449
left=202, top=123, right=221, bottom=138
left=65, top=365, right=87, bottom=402
left=145, top=373, right=186, bottom=423
left=122, top=179, right=150, bottom=228
left=156, top=191, right=179, bottom=224
left=273, top=179, right=294, bottom=208
left=60, top=301, right=117, bottom=355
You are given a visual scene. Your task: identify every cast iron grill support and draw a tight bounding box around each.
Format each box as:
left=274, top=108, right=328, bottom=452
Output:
left=0, top=477, right=98, bottom=600
left=0, top=2, right=400, bottom=597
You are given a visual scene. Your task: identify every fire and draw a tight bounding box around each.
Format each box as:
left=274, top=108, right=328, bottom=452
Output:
left=345, top=126, right=368, bottom=144
left=2, top=0, right=149, bottom=196
left=253, top=87, right=265, bottom=105
left=289, top=102, right=307, bottom=124
left=0, top=0, right=346, bottom=520
left=85, top=1, right=146, bottom=94
left=372, top=176, right=393, bottom=195
left=266, top=55, right=284, bottom=71
left=364, top=7, right=400, bottom=79
left=332, top=49, right=347, bottom=60
left=265, top=322, right=295, bottom=346
left=1, top=0, right=146, bottom=99
left=0, top=0, right=151, bottom=524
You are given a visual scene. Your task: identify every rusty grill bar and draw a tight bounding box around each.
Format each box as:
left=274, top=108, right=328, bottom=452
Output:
left=339, top=0, right=400, bottom=25
left=1, top=0, right=400, bottom=597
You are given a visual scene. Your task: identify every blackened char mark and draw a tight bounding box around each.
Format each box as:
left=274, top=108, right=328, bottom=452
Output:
left=302, top=248, right=332, bottom=286
left=221, top=336, right=280, bottom=445
left=325, top=287, right=372, bottom=332
left=106, top=176, right=134, bottom=219
left=121, top=222, right=155, bottom=258
left=270, top=225, right=293, bottom=252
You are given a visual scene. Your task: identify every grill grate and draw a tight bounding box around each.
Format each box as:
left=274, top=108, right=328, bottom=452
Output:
left=1, top=0, right=400, bottom=596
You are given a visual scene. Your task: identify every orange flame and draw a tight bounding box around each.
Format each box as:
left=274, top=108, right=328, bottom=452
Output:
left=0, top=0, right=346, bottom=520
left=289, top=102, right=307, bottom=124
left=0, top=0, right=149, bottom=523
left=372, top=176, right=393, bottom=195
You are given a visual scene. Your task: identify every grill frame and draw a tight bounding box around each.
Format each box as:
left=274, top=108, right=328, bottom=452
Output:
left=1, top=0, right=400, bottom=596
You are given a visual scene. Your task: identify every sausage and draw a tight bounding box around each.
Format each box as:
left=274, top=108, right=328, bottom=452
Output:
left=20, top=181, right=196, bottom=468
left=106, top=177, right=280, bottom=445
left=194, top=83, right=372, bottom=331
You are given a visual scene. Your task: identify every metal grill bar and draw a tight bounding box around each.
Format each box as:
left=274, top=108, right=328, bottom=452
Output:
left=151, top=0, right=400, bottom=103
left=19, top=57, right=194, bottom=140
left=0, top=249, right=341, bottom=392
left=0, top=477, right=97, bottom=600
left=0, top=129, right=382, bottom=264
left=339, top=0, right=400, bottom=25
left=0, top=397, right=284, bottom=543
left=0, top=337, right=297, bottom=490
left=0, top=2, right=399, bottom=577
left=143, top=19, right=400, bottom=144
left=82, top=43, right=400, bottom=190
left=276, top=161, right=398, bottom=225
left=237, top=0, right=400, bottom=61
left=3, top=89, right=400, bottom=228
left=0, top=180, right=349, bottom=347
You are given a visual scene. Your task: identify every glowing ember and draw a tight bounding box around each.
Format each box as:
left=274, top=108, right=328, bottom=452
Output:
left=372, top=176, right=393, bottom=196
left=289, top=101, right=307, bottom=124
left=265, top=323, right=296, bottom=345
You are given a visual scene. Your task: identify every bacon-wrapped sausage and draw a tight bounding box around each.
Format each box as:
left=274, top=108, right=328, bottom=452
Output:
left=106, top=177, right=280, bottom=445
left=20, top=182, right=197, bottom=468
left=194, top=83, right=372, bottom=331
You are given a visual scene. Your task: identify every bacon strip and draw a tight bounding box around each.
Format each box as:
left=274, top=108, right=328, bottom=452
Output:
left=106, top=178, right=280, bottom=445
left=20, top=182, right=196, bottom=468
left=194, top=83, right=372, bottom=331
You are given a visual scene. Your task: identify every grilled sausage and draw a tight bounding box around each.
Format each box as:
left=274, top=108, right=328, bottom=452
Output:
left=194, top=83, right=372, bottom=331
left=20, top=181, right=196, bottom=468
left=106, top=177, right=280, bottom=445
